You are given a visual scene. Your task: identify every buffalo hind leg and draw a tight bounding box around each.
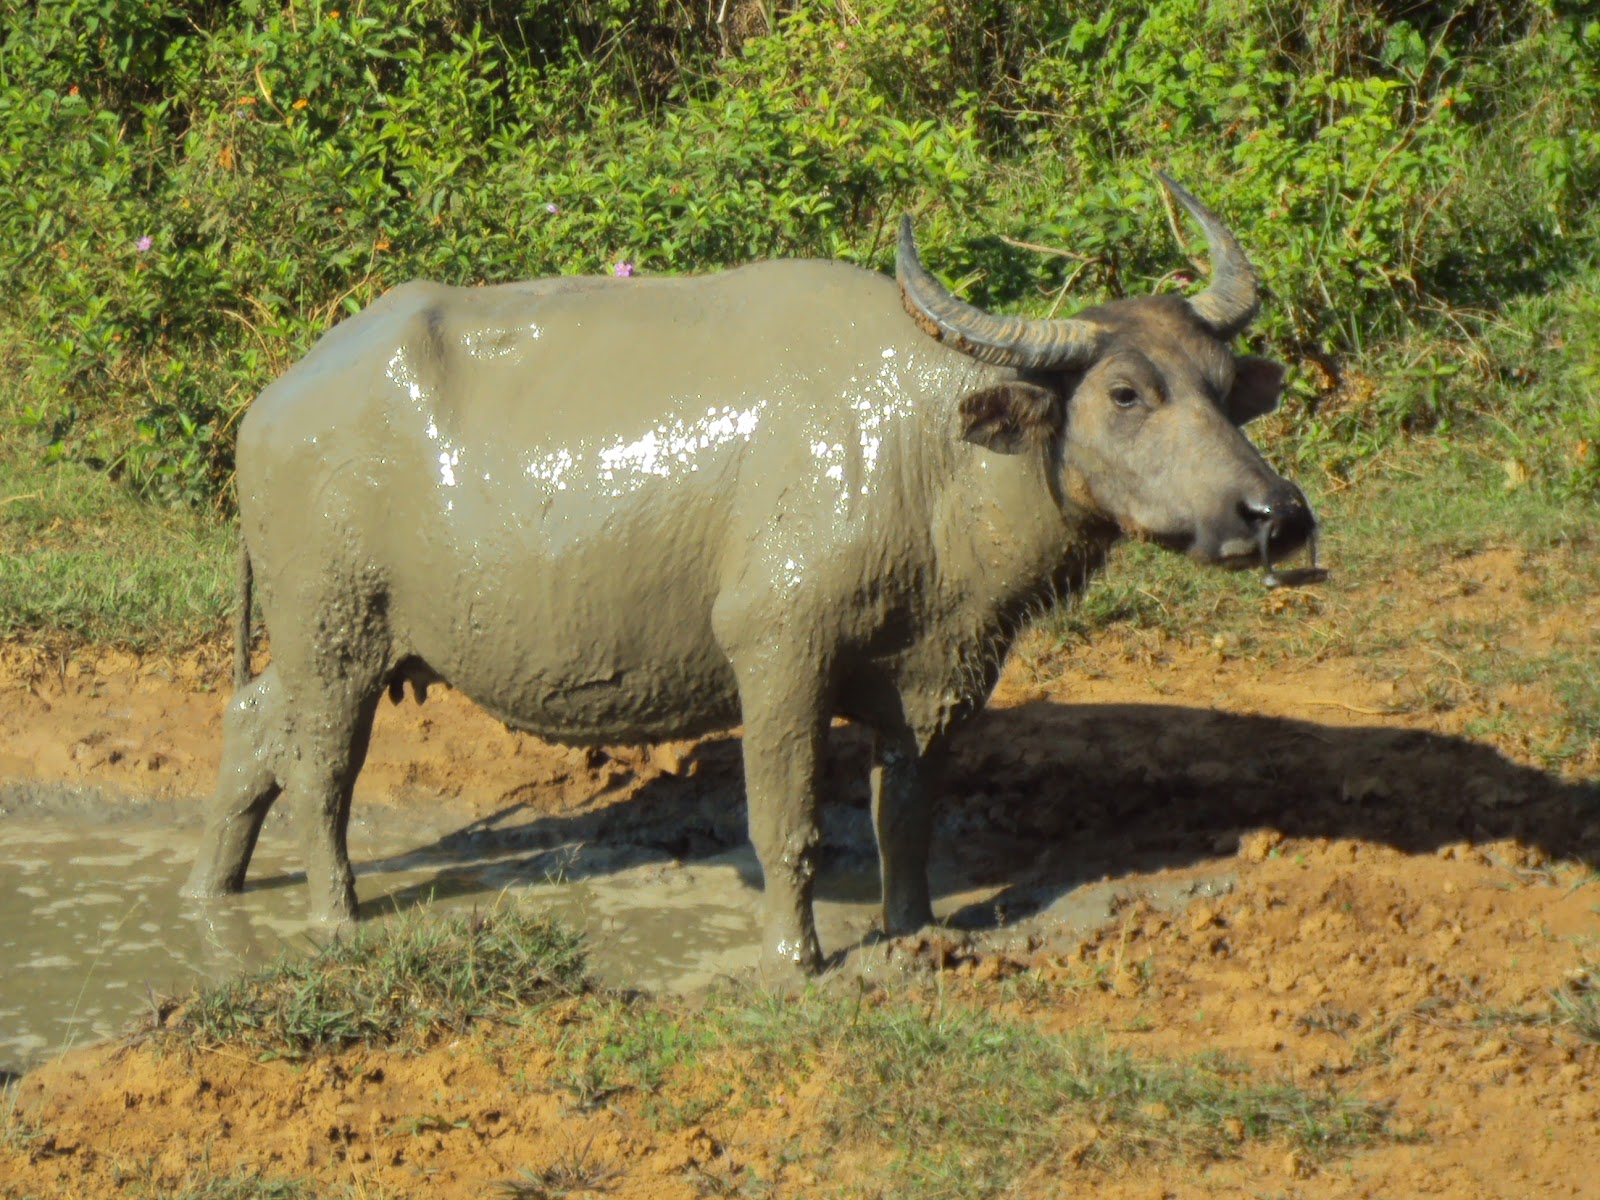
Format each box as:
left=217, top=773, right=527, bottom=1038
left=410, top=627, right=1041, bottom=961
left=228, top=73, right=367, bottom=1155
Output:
left=284, top=675, right=384, bottom=924
left=870, top=731, right=945, bottom=936
left=185, top=666, right=287, bottom=899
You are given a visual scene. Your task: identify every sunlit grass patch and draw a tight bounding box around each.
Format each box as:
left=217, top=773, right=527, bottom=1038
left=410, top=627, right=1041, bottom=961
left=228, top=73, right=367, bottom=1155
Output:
left=520, top=981, right=1393, bottom=1197
left=0, top=425, right=233, bottom=650
left=174, top=902, right=587, bottom=1058
left=710, top=988, right=1388, bottom=1186
left=1552, top=672, right=1600, bottom=764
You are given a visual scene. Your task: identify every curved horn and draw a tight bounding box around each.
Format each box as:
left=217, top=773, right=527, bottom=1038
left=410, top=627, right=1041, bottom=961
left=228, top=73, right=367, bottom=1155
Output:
left=895, top=217, right=1102, bottom=370
left=1156, top=171, right=1260, bottom=339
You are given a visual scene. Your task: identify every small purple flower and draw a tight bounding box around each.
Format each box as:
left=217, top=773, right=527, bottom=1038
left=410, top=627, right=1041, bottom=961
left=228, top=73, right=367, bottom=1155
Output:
left=545, top=202, right=560, bottom=215
left=136, top=235, right=154, bottom=253
left=614, top=260, right=635, bottom=278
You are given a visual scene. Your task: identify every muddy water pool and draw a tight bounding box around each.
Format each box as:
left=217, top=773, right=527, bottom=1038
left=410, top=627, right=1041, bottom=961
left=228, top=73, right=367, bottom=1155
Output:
left=1, top=786, right=1007, bottom=1077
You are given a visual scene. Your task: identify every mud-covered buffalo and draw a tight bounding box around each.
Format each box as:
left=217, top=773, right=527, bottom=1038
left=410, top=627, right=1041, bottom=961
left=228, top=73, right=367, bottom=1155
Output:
left=186, top=176, right=1317, bottom=976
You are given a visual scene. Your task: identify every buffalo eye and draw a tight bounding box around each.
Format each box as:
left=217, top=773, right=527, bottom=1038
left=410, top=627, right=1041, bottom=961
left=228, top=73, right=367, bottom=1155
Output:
left=1109, top=384, right=1140, bottom=410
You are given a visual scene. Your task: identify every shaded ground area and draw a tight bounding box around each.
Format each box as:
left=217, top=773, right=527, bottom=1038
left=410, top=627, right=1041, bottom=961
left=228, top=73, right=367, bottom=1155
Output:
left=3, top=545, right=1600, bottom=1197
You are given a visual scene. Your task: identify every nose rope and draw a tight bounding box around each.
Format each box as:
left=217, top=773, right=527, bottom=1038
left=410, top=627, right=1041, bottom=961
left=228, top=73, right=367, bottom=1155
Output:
left=1262, top=515, right=1328, bottom=589
left=1257, top=521, right=1275, bottom=581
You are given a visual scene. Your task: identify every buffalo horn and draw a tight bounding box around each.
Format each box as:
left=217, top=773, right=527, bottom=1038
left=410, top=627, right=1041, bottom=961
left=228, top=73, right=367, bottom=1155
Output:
left=1156, top=171, right=1260, bottom=339
left=895, top=217, right=1103, bottom=370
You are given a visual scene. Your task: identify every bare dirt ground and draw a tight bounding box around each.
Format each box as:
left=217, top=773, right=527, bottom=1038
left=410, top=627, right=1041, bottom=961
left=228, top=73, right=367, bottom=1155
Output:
left=4, top=547, right=1600, bottom=1198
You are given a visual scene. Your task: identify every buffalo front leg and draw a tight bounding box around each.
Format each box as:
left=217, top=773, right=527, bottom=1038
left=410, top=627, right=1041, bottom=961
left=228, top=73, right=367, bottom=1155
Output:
left=185, top=667, right=285, bottom=899
left=871, top=732, right=944, bottom=936
left=736, top=675, right=828, bottom=978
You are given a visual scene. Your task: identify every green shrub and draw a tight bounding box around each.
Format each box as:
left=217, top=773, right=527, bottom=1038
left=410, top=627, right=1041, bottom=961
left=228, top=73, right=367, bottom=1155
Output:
left=2, top=1, right=1598, bottom=504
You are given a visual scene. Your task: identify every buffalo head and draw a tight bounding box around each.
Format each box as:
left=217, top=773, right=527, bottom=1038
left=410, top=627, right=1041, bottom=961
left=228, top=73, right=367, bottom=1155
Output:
left=897, top=174, right=1318, bottom=581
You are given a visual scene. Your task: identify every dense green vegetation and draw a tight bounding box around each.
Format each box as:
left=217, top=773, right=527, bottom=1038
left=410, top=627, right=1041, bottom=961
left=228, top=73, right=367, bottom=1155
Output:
left=2, top=0, right=1598, bottom=506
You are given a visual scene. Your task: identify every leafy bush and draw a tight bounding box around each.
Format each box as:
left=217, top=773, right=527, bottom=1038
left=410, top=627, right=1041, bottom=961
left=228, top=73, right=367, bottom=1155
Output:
left=2, top=1, right=1597, bottom=503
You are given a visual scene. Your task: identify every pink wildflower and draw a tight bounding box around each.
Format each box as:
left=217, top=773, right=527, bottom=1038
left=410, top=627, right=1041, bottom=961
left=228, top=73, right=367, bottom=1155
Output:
left=545, top=202, right=560, bottom=215
left=136, top=235, right=153, bottom=253
left=614, top=261, right=635, bottom=278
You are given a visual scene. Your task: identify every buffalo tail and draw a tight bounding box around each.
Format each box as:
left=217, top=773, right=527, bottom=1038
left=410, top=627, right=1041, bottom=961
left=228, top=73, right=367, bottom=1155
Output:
left=233, top=533, right=253, bottom=691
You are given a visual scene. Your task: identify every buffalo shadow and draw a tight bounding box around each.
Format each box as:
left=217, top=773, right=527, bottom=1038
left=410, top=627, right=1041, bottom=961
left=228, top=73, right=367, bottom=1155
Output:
left=345, top=700, right=1600, bottom=936
left=933, top=699, right=1600, bottom=930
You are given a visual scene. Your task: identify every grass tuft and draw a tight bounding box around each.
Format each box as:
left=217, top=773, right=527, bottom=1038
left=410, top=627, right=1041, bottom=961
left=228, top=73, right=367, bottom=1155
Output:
left=495, top=1136, right=620, bottom=1199
left=1550, top=962, right=1600, bottom=1046
left=1, top=1079, right=42, bottom=1156
left=175, top=902, right=586, bottom=1058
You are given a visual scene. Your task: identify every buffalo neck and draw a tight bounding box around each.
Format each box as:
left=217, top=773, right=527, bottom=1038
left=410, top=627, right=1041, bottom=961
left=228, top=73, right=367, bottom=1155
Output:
left=927, top=416, right=1119, bottom=646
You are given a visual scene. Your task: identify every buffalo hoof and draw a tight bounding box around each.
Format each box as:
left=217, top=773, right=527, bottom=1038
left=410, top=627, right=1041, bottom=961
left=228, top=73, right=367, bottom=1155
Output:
left=180, top=865, right=246, bottom=901
left=758, top=930, right=824, bottom=989
left=306, top=886, right=360, bottom=927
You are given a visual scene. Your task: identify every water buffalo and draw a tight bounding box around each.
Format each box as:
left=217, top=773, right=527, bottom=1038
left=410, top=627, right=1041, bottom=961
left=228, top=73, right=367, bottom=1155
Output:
left=185, top=174, right=1315, bottom=976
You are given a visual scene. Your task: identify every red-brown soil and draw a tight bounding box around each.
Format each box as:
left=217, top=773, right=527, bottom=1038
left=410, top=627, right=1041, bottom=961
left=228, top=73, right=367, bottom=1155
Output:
left=4, top=546, right=1600, bottom=1198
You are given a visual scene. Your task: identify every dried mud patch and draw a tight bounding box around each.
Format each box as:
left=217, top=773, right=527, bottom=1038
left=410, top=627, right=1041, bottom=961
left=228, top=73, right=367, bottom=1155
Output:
left=4, top=544, right=1600, bottom=1197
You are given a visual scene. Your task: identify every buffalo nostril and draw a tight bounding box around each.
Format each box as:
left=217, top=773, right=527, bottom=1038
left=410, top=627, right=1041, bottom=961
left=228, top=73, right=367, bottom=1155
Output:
left=1240, top=483, right=1322, bottom=585
left=1240, top=486, right=1314, bottom=549
left=1239, top=495, right=1300, bottom=531
left=1239, top=498, right=1276, bottom=527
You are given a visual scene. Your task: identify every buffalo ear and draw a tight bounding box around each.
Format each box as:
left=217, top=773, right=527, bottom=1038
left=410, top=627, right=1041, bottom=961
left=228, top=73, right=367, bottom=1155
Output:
left=958, top=382, right=1061, bottom=454
left=1225, top=357, right=1285, bottom=425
